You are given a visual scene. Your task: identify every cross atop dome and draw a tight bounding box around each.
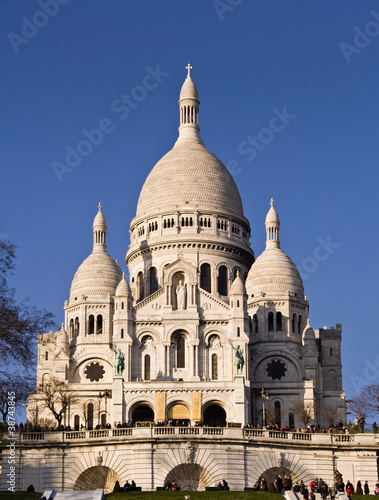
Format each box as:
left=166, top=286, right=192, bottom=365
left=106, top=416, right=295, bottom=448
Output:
left=98, top=202, right=102, bottom=211
left=186, top=63, right=193, bottom=77
left=270, top=198, right=274, bottom=208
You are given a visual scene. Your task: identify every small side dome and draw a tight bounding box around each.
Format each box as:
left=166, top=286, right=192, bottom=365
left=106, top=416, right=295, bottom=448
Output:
left=302, top=318, right=315, bottom=341
left=246, top=247, right=304, bottom=297
left=230, top=272, right=246, bottom=295
left=57, top=323, right=69, bottom=345
left=70, top=253, right=122, bottom=300
left=115, top=273, right=131, bottom=296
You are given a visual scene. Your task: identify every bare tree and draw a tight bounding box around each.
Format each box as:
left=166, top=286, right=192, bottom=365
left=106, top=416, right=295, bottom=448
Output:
left=37, top=378, right=77, bottom=427
left=80, top=401, right=90, bottom=428
left=362, top=384, right=379, bottom=415
left=323, top=406, right=339, bottom=427
left=0, top=373, right=34, bottom=422
left=290, top=402, right=314, bottom=428
left=0, top=240, right=55, bottom=366
left=347, top=393, right=373, bottom=420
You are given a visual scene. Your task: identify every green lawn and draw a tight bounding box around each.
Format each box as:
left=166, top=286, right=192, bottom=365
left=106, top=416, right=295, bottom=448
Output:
left=108, top=492, right=282, bottom=500
left=0, top=494, right=40, bottom=500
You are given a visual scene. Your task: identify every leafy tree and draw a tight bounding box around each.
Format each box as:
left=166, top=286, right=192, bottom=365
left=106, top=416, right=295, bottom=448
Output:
left=290, top=402, right=314, bottom=428
left=0, top=372, right=34, bottom=422
left=0, top=240, right=55, bottom=366
left=36, top=377, right=77, bottom=427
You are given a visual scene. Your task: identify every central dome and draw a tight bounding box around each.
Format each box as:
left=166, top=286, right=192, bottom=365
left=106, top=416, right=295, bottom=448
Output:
left=136, top=141, right=244, bottom=220
left=134, top=69, right=246, bottom=223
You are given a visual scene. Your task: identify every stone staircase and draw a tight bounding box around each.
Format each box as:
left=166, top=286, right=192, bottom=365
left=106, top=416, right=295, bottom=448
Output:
left=41, top=489, right=104, bottom=500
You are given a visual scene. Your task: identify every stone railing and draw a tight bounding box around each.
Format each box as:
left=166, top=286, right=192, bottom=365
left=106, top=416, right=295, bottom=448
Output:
left=16, top=428, right=378, bottom=446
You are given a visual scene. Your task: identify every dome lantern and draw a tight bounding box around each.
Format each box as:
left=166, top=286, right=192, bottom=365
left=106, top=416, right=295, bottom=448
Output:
left=93, top=202, right=107, bottom=252
left=175, top=63, right=203, bottom=146
left=265, top=198, right=280, bottom=249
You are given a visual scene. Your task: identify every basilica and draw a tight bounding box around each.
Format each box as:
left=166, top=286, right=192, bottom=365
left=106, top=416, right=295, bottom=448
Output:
left=28, top=66, right=346, bottom=434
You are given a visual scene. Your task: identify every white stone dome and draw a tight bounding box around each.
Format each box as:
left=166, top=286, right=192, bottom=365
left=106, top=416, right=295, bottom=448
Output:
left=69, top=204, right=122, bottom=301
left=136, top=142, right=244, bottom=220
left=180, top=75, right=199, bottom=101
left=245, top=247, right=304, bottom=297
left=115, top=273, right=131, bottom=296
left=70, top=251, right=122, bottom=301
left=230, top=273, right=246, bottom=295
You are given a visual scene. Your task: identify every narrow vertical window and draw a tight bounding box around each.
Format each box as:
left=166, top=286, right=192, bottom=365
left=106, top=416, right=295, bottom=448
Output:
left=88, top=315, right=94, bottom=335
left=218, top=265, right=228, bottom=296
left=200, top=263, right=211, bottom=293
left=177, top=335, right=185, bottom=368
left=211, top=353, right=218, bottom=380
left=268, top=312, right=274, bottom=332
left=145, top=355, right=151, bottom=381
left=96, top=315, right=103, bottom=334
left=276, top=312, right=282, bottom=332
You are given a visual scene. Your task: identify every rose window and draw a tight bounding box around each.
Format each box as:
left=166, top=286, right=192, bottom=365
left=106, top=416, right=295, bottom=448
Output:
left=266, top=359, right=287, bottom=380
left=84, top=362, right=105, bottom=382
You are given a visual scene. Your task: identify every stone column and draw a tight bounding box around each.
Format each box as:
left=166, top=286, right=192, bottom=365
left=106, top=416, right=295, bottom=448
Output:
left=112, top=376, right=124, bottom=424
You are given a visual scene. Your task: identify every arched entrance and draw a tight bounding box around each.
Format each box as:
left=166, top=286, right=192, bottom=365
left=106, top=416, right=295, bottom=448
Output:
left=203, top=404, right=226, bottom=427
left=165, top=464, right=214, bottom=491
left=258, top=466, right=300, bottom=488
left=74, top=466, right=120, bottom=493
left=131, top=403, right=154, bottom=424
left=167, top=403, right=190, bottom=425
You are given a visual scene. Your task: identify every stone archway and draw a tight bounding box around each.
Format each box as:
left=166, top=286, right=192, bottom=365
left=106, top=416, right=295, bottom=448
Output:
left=131, top=403, right=154, bottom=424
left=203, top=403, right=226, bottom=427
left=74, top=465, right=120, bottom=493
left=165, top=463, right=214, bottom=491
left=258, top=466, right=301, bottom=488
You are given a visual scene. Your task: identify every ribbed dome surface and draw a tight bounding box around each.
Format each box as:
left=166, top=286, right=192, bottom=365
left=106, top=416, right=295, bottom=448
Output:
left=136, top=142, right=244, bottom=220
left=246, top=247, right=304, bottom=297
left=180, top=75, right=199, bottom=101
left=70, top=251, right=122, bottom=300
left=230, top=274, right=246, bottom=295
left=115, top=273, right=131, bottom=296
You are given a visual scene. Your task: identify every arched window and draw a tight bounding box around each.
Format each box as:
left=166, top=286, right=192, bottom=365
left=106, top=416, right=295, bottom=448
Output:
left=237, top=327, right=240, bottom=337
left=289, top=412, right=295, bottom=429
left=101, top=413, right=106, bottom=428
left=200, top=263, right=211, bottom=293
left=145, top=355, right=151, bottom=381
left=298, top=315, right=303, bottom=335
left=45, top=351, right=48, bottom=361
left=96, top=315, right=103, bottom=334
left=212, top=353, right=218, bottom=380
left=88, top=315, right=94, bottom=335
left=137, top=271, right=144, bottom=301
left=121, top=301, right=124, bottom=310
left=74, top=415, right=80, bottom=430
left=87, top=403, right=94, bottom=430
left=218, top=265, right=228, bottom=296
left=69, top=319, right=74, bottom=338
left=149, top=267, right=158, bottom=294
left=75, top=317, right=79, bottom=336
left=274, top=401, right=281, bottom=426
left=253, top=314, right=258, bottom=333
left=276, top=312, right=282, bottom=332
left=121, top=329, right=124, bottom=339
left=292, top=313, right=297, bottom=334
left=177, top=334, right=185, bottom=368
left=268, top=312, right=274, bottom=332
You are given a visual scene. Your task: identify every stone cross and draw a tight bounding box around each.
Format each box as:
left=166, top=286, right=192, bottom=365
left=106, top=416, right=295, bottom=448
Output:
left=186, top=63, right=192, bottom=76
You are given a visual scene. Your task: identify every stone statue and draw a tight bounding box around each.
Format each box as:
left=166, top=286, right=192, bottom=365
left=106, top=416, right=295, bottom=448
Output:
left=176, top=280, right=186, bottom=309
left=112, top=345, right=125, bottom=376
left=232, top=344, right=244, bottom=374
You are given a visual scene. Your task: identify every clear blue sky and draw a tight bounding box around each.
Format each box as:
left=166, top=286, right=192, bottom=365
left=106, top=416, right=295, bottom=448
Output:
left=1, top=0, right=379, bottom=404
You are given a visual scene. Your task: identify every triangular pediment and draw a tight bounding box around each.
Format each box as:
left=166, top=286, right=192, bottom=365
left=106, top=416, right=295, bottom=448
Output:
left=54, top=348, right=70, bottom=360
left=163, top=258, right=197, bottom=284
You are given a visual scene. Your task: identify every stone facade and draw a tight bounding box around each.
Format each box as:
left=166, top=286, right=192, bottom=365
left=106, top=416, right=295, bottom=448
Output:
left=1, top=67, right=358, bottom=493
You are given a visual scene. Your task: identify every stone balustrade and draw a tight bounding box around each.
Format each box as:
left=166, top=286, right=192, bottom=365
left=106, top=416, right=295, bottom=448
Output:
left=16, top=427, right=379, bottom=446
